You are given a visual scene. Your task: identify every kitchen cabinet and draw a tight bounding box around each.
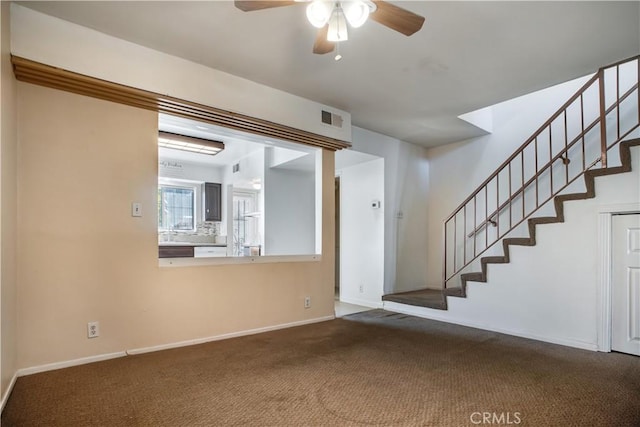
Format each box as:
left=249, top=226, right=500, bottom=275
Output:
left=194, top=246, right=227, bottom=258
left=204, top=182, right=222, bottom=222
left=158, top=245, right=194, bottom=258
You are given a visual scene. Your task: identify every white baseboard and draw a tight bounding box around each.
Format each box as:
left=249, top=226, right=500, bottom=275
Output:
left=1, top=371, right=18, bottom=412
left=339, top=296, right=383, bottom=309
left=18, top=351, right=127, bottom=377
left=126, top=315, right=335, bottom=355
left=383, top=301, right=599, bottom=352
left=15, top=316, right=336, bottom=379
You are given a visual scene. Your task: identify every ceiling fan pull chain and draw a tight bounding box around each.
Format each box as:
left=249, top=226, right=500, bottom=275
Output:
left=335, top=41, right=343, bottom=61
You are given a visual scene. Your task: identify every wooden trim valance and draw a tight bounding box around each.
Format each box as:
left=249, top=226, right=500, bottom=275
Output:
left=11, top=56, right=350, bottom=151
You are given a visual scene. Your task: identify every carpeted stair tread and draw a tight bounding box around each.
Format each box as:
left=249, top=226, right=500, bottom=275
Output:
left=443, top=286, right=466, bottom=298
left=481, top=256, right=507, bottom=265
left=382, top=289, right=447, bottom=310
left=461, top=272, right=484, bottom=282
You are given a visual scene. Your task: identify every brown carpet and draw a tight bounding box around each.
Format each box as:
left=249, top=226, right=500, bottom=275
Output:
left=3, top=309, right=640, bottom=426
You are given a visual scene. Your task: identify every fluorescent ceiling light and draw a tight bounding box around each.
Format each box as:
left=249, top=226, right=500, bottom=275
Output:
left=158, top=131, right=224, bottom=156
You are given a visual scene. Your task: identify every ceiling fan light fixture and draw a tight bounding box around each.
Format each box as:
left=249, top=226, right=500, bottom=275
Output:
left=326, top=6, right=348, bottom=42
left=306, top=1, right=332, bottom=28
left=343, top=1, right=370, bottom=28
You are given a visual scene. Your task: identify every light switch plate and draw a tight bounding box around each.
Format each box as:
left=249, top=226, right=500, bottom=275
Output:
left=132, top=202, right=142, bottom=217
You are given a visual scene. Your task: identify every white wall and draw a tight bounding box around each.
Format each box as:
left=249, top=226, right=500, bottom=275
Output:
left=394, top=143, right=430, bottom=291
left=386, top=145, right=640, bottom=350
left=10, top=4, right=351, bottom=143
left=159, top=159, right=224, bottom=184
left=426, top=74, right=593, bottom=287
left=349, top=127, right=430, bottom=294
left=337, top=158, right=385, bottom=307
left=264, top=166, right=316, bottom=256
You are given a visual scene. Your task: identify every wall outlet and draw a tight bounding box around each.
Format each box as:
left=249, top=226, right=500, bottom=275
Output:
left=304, top=296, right=311, bottom=309
left=359, top=284, right=364, bottom=293
left=87, top=321, right=100, bottom=339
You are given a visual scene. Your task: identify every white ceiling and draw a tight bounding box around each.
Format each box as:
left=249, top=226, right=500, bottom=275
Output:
left=17, top=1, right=640, bottom=147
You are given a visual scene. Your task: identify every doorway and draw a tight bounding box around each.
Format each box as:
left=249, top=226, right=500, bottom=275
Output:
left=611, top=213, right=640, bottom=356
left=334, top=150, right=384, bottom=316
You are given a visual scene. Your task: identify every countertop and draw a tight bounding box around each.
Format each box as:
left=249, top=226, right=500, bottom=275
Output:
left=158, top=242, right=227, bottom=247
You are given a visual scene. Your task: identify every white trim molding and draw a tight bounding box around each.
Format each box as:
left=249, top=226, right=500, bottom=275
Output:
left=126, top=315, right=335, bottom=355
left=383, top=301, right=599, bottom=351
left=13, top=315, right=335, bottom=379
left=596, top=202, right=640, bottom=352
left=339, top=296, right=383, bottom=309
left=0, top=372, right=18, bottom=412
left=17, top=352, right=127, bottom=377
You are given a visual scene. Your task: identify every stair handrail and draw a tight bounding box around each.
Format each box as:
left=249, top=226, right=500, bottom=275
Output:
left=465, top=80, right=639, bottom=238
left=443, top=54, right=640, bottom=287
left=444, top=73, right=599, bottom=224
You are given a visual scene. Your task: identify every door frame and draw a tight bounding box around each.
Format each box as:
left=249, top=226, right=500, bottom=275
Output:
left=597, top=203, right=640, bottom=352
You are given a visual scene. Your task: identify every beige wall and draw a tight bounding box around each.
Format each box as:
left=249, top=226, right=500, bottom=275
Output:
left=17, top=82, right=335, bottom=369
left=1, top=0, right=19, bottom=401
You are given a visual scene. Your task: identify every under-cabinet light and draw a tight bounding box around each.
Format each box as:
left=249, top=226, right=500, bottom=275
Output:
left=158, top=131, right=224, bottom=156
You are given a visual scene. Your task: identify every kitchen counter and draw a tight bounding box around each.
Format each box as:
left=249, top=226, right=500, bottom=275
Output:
left=158, top=242, right=227, bottom=247
left=159, top=243, right=228, bottom=258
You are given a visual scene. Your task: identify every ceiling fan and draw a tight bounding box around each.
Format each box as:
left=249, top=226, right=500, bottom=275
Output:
left=234, top=1, right=425, bottom=59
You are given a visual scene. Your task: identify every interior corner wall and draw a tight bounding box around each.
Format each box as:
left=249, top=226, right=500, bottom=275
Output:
left=16, top=82, right=335, bottom=370
left=425, top=74, right=592, bottom=287
left=394, top=142, right=430, bottom=291
left=1, top=0, right=19, bottom=404
left=349, top=126, right=430, bottom=294
left=264, top=167, right=316, bottom=256
left=337, top=158, right=384, bottom=307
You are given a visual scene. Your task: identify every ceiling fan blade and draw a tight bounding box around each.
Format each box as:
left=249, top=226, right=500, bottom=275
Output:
left=370, top=1, right=425, bottom=36
left=313, top=26, right=335, bottom=54
left=234, top=1, right=297, bottom=12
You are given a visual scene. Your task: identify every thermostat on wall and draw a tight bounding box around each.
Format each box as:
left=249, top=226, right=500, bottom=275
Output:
left=371, top=200, right=381, bottom=209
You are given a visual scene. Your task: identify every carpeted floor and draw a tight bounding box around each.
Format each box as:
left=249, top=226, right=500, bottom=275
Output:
left=3, top=309, right=640, bottom=426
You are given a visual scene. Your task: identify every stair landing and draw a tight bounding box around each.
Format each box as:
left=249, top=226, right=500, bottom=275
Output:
left=382, top=289, right=447, bottom=310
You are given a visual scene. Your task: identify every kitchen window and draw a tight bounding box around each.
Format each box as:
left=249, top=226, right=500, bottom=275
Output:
left=158, top=113, right=323, bottom=264
left=158, top=184, right=196, bottom=231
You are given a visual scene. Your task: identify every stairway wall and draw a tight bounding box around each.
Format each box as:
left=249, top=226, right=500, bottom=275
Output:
left=426, top=74, right=592, bottom=288
left=387, top=145, right=640, bottom=350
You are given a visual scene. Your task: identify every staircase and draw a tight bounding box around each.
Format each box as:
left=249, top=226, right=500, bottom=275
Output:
left=383, top=55, right=640, bottom=310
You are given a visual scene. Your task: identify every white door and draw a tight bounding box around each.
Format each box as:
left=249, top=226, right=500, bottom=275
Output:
left=612, top=214, right=640, bottom=356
